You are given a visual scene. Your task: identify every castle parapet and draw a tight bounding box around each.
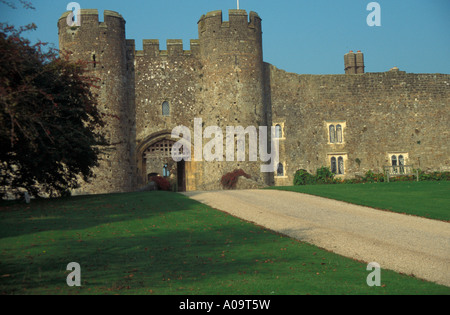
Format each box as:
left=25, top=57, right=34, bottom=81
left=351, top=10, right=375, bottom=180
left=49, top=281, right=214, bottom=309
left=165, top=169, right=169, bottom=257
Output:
left=167, top=39, right=183, bottom=56
left=58, top=9, right=125, bottom=29
left=103, top=10, right=126, bottom=27
left=140, top=39, right=199, bottom=57
left=198, top=9, right=261, bottom=34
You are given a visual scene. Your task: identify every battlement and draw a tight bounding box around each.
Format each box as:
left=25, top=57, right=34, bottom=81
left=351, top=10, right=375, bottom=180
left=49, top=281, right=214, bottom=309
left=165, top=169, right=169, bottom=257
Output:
left=137, top=39, right=200, bottom=57
left=58, top=9, right=125, bottom=29
left=198, top=9, right=261, bottom=34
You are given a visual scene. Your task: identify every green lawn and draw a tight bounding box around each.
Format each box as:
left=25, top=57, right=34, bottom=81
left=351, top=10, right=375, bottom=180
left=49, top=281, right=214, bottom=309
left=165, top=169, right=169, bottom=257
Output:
left=267, top=181, right=450, bottom=221
left=0, top=191, right=449, bottom=295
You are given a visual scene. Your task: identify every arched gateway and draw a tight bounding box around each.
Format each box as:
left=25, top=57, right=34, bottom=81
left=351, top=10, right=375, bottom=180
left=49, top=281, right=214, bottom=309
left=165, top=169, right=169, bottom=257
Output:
left=136, top=131, right=187, bottom=192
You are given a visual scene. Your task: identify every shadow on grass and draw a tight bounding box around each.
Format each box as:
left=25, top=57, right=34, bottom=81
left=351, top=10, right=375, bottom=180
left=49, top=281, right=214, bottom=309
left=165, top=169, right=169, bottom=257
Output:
left=0, top=195, right=315, bottom=294
left=0, top=192, right=198, bottom=239
left=1, top=191, right=449, bottom=295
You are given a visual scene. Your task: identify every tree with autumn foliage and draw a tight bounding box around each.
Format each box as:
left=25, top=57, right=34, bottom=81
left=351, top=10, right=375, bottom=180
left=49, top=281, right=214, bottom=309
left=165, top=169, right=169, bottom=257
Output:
left=0, top=22, right=107, bottom=199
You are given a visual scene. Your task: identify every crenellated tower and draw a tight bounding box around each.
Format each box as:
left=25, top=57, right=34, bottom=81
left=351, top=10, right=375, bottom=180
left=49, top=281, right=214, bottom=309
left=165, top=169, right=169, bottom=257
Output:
left=198, top=10, right=265, bottom=125
left=58, top=10, right=135, bottom=194
left=196, top=10, right=269, bottom=187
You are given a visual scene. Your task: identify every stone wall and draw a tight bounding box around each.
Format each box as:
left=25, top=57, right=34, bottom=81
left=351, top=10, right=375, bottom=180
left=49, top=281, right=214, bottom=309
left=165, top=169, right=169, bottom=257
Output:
left=267, top=64, right=450, bottom=185
left=58, top=8, right=449, bottom=194
left=195, top=10, right=269, bottom=189
left=133, top=10, right=270, bottom=191
left=58, top=10, right=136, bottom=195
left=133, top=39, right=202, bottom=189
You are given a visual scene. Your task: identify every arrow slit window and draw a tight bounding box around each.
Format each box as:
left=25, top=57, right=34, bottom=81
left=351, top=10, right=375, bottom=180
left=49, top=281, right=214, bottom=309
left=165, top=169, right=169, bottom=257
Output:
left=162, top=101, right=170, bottom=116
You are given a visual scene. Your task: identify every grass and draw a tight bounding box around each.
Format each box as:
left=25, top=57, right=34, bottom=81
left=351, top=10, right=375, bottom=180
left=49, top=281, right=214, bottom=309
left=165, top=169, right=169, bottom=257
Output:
left=267, top=181, right=450, bottom=221
left=0, top=191, right=449, bottom=295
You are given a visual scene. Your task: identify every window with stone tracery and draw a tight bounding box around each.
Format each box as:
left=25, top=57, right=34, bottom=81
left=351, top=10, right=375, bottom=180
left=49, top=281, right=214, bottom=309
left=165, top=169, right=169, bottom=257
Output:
left=326, top=121, right=346, bottom=144
left=329, top=125, right=336, bottom=143
left=338, top=156, right=344, bottom=175
left=329, top=154, right=347, bottom=175
left=389, top=153, right=408, bottom=175
left=336, top=125, right=343, bottom=143
left=331, top=157, right=337, bottom=174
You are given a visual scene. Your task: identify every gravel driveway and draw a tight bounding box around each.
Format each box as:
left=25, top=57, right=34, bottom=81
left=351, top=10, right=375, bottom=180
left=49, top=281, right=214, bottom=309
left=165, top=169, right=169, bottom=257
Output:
left=183, top=189, right=450, bottom=287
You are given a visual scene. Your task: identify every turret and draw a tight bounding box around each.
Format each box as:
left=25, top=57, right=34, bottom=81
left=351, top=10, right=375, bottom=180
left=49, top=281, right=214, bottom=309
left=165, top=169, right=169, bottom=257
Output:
left=58, top=10, right=135, bottom=194
left=197, top=9, right=265, bottom=125
left=196, top=10, right=268, bottom=187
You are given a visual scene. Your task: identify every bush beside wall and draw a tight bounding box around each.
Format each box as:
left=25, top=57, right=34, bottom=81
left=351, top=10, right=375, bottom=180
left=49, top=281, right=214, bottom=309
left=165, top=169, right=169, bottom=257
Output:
left=293, top=168, right=450, bottom=186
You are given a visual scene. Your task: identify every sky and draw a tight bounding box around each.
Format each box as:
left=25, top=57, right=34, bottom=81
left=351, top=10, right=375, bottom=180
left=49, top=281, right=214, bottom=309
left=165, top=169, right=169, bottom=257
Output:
left=1, top=0, right=449, bottom=75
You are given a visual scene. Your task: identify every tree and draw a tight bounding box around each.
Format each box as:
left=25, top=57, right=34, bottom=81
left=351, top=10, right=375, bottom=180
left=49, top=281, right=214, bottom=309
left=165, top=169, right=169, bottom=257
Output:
left=0, top=23, right=106, bottom=199
left=0, top=0, right=34, bottom=10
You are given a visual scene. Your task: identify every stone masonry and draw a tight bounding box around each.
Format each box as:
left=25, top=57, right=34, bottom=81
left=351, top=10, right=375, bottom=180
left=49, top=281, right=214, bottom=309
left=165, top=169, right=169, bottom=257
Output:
left=57, top=9, right=450, bottom=193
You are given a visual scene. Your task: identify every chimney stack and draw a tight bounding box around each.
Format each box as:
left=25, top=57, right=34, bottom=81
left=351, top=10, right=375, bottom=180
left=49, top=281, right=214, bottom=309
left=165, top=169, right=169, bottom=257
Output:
left=356, top=50, right=365, bottom=74
left=345, top=50, right=365, bottom=74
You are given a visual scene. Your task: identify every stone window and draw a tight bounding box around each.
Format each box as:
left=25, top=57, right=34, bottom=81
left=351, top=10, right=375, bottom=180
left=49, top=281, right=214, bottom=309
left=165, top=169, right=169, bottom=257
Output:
left=273, top=122, right=285, bottom=140
left=391, top=155, right=397, bottom=167
left=399, top=155, right=405, bottom=173
left=275, top=124, right=282, bottom=139
left=388, top=153, right=408, bottom=174
left=336, top=125, right=343, bottom=143
left=331, top=157, right=337, bottom=174
left=326, top=121, right=346, bottom=144
left=328, top=153, right=347, bottom=175
left=329, top=125, right=336, bottom=143
left=163, top=164, right=170, bottom=177
left=162, top=101, right=170, bottom=116
left=338, top=156, right=344, bottom=175
left=276, top=162, right=284, bottom=177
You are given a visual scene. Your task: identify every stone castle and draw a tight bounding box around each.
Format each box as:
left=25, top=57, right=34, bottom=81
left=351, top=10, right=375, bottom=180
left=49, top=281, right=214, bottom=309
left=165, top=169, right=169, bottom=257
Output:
left=58, top=9, right=450, bottom=194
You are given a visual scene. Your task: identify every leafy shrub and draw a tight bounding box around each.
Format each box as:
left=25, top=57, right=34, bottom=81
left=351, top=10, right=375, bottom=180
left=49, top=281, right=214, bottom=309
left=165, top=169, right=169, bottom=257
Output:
left=149, top=176, right=171, bottom=191
left=315, top=167, right=335, bottom=184
left=221, top=169, right=251, bottom=190
left=293, top=169, right=316, bottom=185
left=390, top=175, right=415, bottom=182
left=293, top=167, right=449, bottom=186
left=364, top=170, right=385, bottom=183
left=418, top=170, right=450, bottom=181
